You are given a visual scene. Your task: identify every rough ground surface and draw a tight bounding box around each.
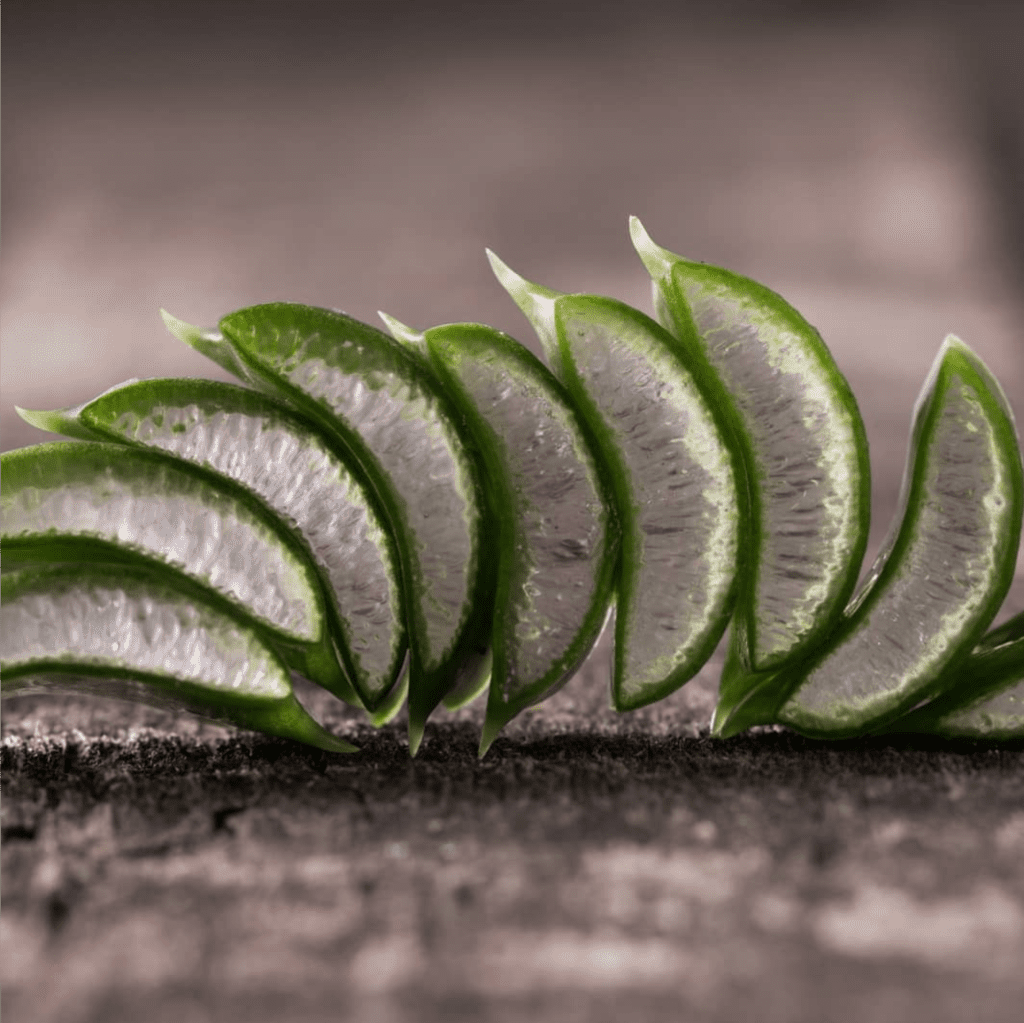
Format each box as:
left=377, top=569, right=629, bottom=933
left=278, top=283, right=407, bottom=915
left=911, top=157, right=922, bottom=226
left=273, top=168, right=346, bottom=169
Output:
left=4, top=642, right=1024, bottom=1023
left=4, top=4, right=1024, bottom=1021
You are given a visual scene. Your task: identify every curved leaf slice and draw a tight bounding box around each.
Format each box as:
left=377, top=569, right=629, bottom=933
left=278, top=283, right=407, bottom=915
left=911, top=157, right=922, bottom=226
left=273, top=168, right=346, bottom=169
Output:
left=164, top=305, right=491, bottom=754
left=1, top=441, right=349, bottom=695
left=631, top=219, right=871, bottom=722
left=20, top=378, right=407, bottom=712
left=383, top=316, right=618, bottom=753
left=722, top=337, right=1023, bottom=738
left=1, top=564, right=357, bottom=752
left=489, top=253, right=742, bottom=712
left=885, top=611, right=1024, bottom=740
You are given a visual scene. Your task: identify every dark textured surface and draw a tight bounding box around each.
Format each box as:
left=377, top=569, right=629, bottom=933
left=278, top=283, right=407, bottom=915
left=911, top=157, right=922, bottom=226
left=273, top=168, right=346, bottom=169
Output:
left=3, top=3, right=1024, bottom=1021
left=4, top=698, right=1024, bottom=1023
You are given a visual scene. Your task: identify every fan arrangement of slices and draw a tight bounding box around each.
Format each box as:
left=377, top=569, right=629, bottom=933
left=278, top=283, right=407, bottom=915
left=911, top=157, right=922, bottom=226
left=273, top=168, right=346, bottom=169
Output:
left=3, top=220, right=1022, bottom=755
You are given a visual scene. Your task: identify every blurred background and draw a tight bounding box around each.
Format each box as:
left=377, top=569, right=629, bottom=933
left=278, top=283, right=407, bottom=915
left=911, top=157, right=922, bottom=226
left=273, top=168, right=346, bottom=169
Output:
left=3, top=0, right=1023, bottom=599
left=6, top=0, right=1024, bottom=1019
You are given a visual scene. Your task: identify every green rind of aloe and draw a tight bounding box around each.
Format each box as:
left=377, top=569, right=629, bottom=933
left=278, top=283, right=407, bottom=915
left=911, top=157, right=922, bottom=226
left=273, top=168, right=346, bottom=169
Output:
left=168, top=303, right=496, bottom=754
left=1, top=564, right=357, bottom=753
left=413, top=320, right=620, bottom=753
left=19, top=377, right=409, bottom=715
left=720, top=339, right=1023, bottom=739
left=630, top=218, right=871, bottom=730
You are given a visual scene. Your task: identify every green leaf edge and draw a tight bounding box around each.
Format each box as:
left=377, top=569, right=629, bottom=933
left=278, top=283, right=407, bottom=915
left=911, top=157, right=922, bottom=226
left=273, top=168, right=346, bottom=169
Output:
left=21, top=376, right=409, bottom=713
left=1, top=564, right=357, bottom=753
left=195, top=303, right=495, bottom=754
left=417, top=320, right=620, bottom=754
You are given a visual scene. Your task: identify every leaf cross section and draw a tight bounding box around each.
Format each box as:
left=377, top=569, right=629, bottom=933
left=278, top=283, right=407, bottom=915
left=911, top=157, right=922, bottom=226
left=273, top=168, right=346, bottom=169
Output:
left=1, top=564, right=356, bottom=752
left=170, top=303, right=491, bottom=753
left=489, top=254, right=743, bottom=712
left=411, top=320, right=618, bottom=752
left=21, top=378, right=407, bottom=712
left=631, top=219, right=871, bottom=724
left=1, top=441, right=346, bottom=691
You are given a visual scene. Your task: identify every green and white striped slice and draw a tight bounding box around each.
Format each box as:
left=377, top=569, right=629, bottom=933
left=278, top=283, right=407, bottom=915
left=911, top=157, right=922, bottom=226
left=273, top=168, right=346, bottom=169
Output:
left=383, top=316, right=618, bottom=752
left=631, top=219, right=871, bottom=723
left=886, top=610, right=1024, bottom=741
left=722, top=337, right=1023, bottom=738
left=1, top=564, right=356, bottom=752
left=1, top=441, right=349, bottom=695
left=489, top=253, right=742, bottom=712
left=19, top=378, right=406, bottom=713
left=164, top=304, right=491, bottom=753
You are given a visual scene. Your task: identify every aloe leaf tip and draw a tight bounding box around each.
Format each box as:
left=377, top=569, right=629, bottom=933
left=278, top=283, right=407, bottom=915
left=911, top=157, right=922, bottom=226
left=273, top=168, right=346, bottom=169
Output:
left=486, top=249, right=560, bottom=319
left=15, top=405, right=56, bottom=430
left=162, top=307, right=258, bottom=382
left=317, top=733, right=361, bottom=754
left=628, top=215, right=677, bottom=281
left=160, top=308, right=204, bottom=345
left=378, top=311, right=425, bottom=348
left=15, top=404, right=97, bottom=441
left=161, top=307, right=230, bottom=357
left=407, top=717, right=426, bottom=758
left=478, top=717, right=502, bottom=759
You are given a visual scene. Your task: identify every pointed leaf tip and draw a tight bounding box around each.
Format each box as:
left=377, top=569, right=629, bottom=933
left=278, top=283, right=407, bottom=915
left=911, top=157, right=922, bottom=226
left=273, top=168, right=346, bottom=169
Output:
left=486, top=249, right=560, bottom=314
left=477, top=724, right=500, bottom=759
left=378, top=311, right=425, bottom=348
left=160, top=308, right=223, bottom=349
left=15, top=406, right=42, bottom=427
left=628, top=216, right=675, bottom=282
left=162, top=308, right=256, bottom=381
left=938, top=334, right=972, bottom=361
left=160, top=308, right=197, bottom=343
left=319, top=733, right=361, bottom=754
left=15, top=404, right=97, bottom=441
left=407, top=717, right=425, bottom=758
left=485, top=248, right=526, bottom=303
left=486, top=250, right=563, bottom=365
left=627, top=214, right=648, bottom=246
left=15, top=406, right=59, bottom=433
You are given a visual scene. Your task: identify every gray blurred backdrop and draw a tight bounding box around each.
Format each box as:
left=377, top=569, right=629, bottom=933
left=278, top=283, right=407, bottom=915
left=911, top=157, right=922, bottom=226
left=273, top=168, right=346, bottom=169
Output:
left=5, top=2, right=1023, bottom=566
left=3, top=3, right=1024, bottom=1022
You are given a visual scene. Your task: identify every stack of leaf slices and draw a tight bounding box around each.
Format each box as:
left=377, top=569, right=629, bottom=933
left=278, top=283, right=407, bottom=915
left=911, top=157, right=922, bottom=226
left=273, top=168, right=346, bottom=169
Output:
left=3, top=220, right=1022, bottom=754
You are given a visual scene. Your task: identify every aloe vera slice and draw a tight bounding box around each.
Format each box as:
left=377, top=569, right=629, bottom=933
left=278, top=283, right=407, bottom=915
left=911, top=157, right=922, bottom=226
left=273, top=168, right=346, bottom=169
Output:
left=886, top=611, right=1024, bottom=740
left=489, top=254, right=742, bottom=712
left=19, top=378, right=407, bottom=712
left=164, top=305, right=490, bottom=754
left=383, top=316, right=618, bottom=752
left=722, top=338, right=1023, bottom=738
left=1, top=441, right=349, bottom=696
left=1, top=564, right=356, bottom=752
left=631, top=219, right=871, bottom=721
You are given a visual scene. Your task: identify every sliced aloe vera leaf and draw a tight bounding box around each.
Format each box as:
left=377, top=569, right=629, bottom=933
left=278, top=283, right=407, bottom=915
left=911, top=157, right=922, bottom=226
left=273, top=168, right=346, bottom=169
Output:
left=1, top=441, right=349, bottom=696
left=19, top=378, right=407, bottom=712
left=489, top=253, right=742, bottom=712
left=384, top=316, right=618, bottom=752
left=1, top=565, right=357, bottom=752
left=378, top=321, right=495, bottom=717
left=165, top=304, right=492, bottom=754
left=631, top=219, right=871, bottom=717
left=884, top=611, right=1024, bottom=740
left=722, top=338, right=1023, bottom=738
